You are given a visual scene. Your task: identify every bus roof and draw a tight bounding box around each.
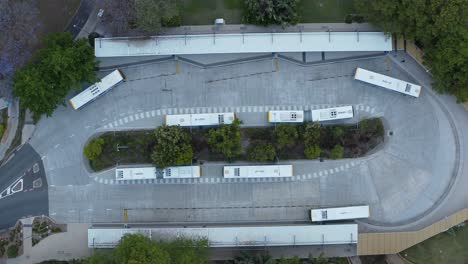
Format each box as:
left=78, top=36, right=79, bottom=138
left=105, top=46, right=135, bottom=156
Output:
left=354, top=68, right=421, bottom=97
left=224, top=165, right=293, bottom=178
left=268, top=110, right=304, bottom=123
left=311, top=106, right=354, bottom=122
left=166, top=113, right=235, bottom=127
left=115, top=167, right=157, bottom=181
left=70, top=70, right=124, bottom=110
left=311, top=205, right=370, bottom=222
left=162, top=166, right=201, bottom=178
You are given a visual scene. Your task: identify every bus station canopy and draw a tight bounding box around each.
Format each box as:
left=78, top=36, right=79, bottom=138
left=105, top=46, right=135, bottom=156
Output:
left=95, top=32, right=392, bottom=57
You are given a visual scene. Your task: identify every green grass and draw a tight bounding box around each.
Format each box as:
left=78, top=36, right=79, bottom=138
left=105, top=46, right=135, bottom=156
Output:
left=179, top=0, right=355, bottom=25
left=402, top=225, right=468, bottom=264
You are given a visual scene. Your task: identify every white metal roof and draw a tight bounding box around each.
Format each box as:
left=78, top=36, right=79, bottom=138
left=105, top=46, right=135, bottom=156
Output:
left=69, top=70, right=124, bottom=110
left=268, top=110, right=304, bottom=123
left=311, top=206, right=370, bottom=222
left=223, top=165, right=293, bottom=178
left=165, top=113, right=235, bottom=127
left=115, top=167, right=157, bottom=181
left=95, top=32, right=392, bottom=57
left=162, top=166, right=201, bottom=178
left=354, top=68, right=421, bottom=97
left=88, top=225, right=358, bottom=248
left=311, top=106, right=354, bottom=122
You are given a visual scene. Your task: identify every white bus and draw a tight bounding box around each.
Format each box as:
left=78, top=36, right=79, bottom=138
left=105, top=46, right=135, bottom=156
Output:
left=115, top=167, right=156, bottom=181
left=268, top=110, right=304, bottom=123
left=69, top=69, right=125, bottom=110
left=311, top=106, right=354, bottom=122
left=310, top=205, right=370, bottom=222
left=162, top=166, right=201, bottom=179
left=166, top=113, right=235, bottom=127
left=354, top=68, right=421, bottom=98
left=223, top=165, right=293, bottom=178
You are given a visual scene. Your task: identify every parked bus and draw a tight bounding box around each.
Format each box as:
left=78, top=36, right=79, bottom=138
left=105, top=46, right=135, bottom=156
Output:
left=268, top=110, right=304, bottom=123
left=162, top=166, right=201, bottom=179
left=115, top=167, right=156, bottom=181
left=311, top=106, right=354, bottom=122
left=223, top=165, right=293, bottom=178
left=69, top=69, right=125, bottom=110
left=354, top=68, right=421, bottom=98
left=310, top=205, right=370, bottom=222
left=165, top=113, right=235, bottom=127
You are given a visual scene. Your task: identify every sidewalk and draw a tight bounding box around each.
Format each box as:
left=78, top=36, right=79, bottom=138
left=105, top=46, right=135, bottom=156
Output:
left=0, top=98, right=19, bottom=161
left=7, top=223, right=92, bottom=264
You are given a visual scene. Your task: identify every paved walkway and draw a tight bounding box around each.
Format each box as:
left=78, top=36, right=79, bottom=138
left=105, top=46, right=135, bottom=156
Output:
left=8, top=223, right=91, bottom=264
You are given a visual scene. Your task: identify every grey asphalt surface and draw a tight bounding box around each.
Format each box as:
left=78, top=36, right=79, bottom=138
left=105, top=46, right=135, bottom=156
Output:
left=65, top=0, right=94, bottom=37
left=23, top=52, right=466, bottom=232
left=0, top=144, right=48, bottom=230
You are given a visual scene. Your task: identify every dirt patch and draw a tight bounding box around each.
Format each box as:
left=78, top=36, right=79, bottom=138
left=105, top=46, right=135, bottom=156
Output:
left=38, top=0, right=81, bottom=35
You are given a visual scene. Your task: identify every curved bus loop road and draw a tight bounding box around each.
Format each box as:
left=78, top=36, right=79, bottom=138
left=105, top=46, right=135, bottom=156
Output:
left=2, top=52, right=466, bottom=235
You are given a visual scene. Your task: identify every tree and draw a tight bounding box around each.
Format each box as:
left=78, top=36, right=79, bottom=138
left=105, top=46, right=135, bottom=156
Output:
left=160, top=237, right=209, bottom=264
left=135, top=0, right=180, bottom=33
left=0, top=0, right=41, bottom=79
left=13, top=32, right=97, bottom=117
left=152, top=125, right=193, bottom=168
left=247, top=141, right=276, bottom=162
left=84, top=250, right=114, bottom=264
left=84, top=138, right=105, bottom=161
left=114, top=234, right=170, bottom=264
left=330, top=145, right=344, bottom=160
left=354, top=0, right=468, bottom=102
left=243, top=0, right=300, bottom=26
left=359, top=118, right=384, bottom=138
left=6, top=244, right=18, bottom=258
left=303, top=123, right=321, bottom=146
left=274, top=124, right=298, bottom=149
left=304, top=144, right=321, bottom=160
left=207, top=118, right=242, bottom=160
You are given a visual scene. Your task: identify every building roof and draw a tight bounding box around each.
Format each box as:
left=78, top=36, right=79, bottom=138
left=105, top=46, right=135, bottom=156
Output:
left=88, top=225, right=358, bottom=248
left=95, top=32, right=392, bottom=57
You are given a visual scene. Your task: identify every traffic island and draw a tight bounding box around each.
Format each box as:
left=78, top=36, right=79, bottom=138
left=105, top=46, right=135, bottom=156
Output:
left=85, top=118, right=385, bottom=172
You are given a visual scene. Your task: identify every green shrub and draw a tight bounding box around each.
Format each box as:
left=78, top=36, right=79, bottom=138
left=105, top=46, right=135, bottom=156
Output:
left=303, top=123, right=321, bottom=146
left=161, top=15, right=181, bottom=27
left=152, top=125, right=193, bottom=169
left=274, top=124, right=298, bottom=150
left=304, top=144, right=321, bottom=160
left=84, top=138, right=105, bottom=161
left=247, top=141, right=276, bottom=162
left=359, top=118, right=384, bottom=138
left=345, top=14, right=353, bottom=23
left=0, top=124, right=4, bottom=140
left=354, top=15, right=365, bottom=23
left=7, top=244, right=18, bottom=258
left=243, top=0, right=300, bottom=26
left=207, top=119, right=242, bottom=160
left=330, top=145, right=344, bottom=160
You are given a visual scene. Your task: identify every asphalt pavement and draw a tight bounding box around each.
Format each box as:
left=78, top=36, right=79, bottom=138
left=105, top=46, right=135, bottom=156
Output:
left=0, top=144, right=48, bottom=230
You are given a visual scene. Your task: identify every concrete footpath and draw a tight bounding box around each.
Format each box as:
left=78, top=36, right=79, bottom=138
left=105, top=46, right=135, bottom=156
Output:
left=7, top=223, right=91, bottom=264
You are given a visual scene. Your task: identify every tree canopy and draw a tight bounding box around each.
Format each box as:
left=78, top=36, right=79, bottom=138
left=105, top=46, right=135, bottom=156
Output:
left=243, top=0, right=300, bottom=26
left=135, top=0, right=180, bottom=33
left=247, top=141, right=276, bottom=162
left=274, top=124, right=298, bottom=150
left=207, top=118, right=242, bottom=160
left=84, top=138, right=105, bottom=161
left=12, top=32, right=97, bottom=117
left=84, top=233, right=209, bottom=264
left=152, top=125, right=193, bottom=168
left=355, top=0, right=468, bottom=102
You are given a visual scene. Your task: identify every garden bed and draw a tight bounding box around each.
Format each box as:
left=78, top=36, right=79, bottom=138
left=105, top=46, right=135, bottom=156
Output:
left=0, top=222, right=22, bottom=259
left=88, top=118, right=384, bottom=172
left=32, top=217, right=65, bottom=247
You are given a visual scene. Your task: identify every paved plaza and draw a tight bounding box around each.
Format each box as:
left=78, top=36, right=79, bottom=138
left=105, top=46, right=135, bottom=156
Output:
left=21, top=52, right=465, bottom=231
